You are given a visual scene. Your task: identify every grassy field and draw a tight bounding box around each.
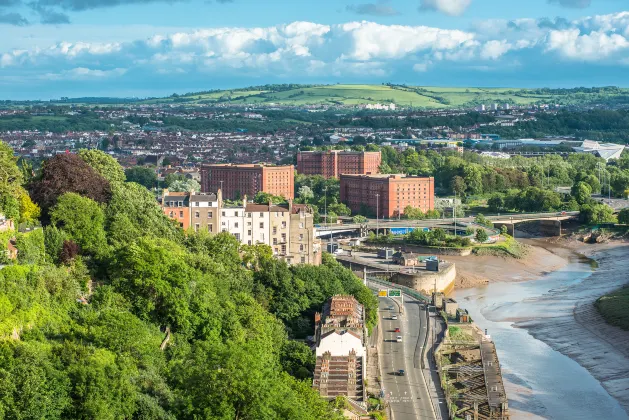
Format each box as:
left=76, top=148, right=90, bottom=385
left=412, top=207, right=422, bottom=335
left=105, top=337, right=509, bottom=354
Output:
left=48, top=83, right=629, bottom=108
left=595, top=286, right=629, bottom=331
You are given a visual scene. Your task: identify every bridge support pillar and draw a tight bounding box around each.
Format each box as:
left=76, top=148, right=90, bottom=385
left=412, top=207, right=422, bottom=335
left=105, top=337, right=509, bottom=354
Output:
left=539, top=220, right=562, bottom=236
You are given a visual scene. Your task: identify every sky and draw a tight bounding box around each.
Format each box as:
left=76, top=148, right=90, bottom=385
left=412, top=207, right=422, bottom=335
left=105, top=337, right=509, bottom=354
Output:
left=1, top=0, right=629, bottom=99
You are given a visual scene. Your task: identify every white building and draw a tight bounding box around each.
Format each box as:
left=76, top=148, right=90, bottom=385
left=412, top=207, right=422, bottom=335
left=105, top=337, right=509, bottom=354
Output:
left=573, top=140, right=626, bottom=162
left=316, top=330, right=364, bottom=358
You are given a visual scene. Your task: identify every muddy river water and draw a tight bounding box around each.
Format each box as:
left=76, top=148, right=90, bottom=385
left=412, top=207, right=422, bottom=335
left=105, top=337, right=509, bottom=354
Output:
left=454, top=254, right=629, bottom=420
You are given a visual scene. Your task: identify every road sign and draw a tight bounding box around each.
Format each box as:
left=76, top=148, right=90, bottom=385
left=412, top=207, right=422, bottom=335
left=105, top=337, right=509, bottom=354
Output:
left=378, top=290, right=388, bottom=297
left=388, top=289, right=401, bottom=297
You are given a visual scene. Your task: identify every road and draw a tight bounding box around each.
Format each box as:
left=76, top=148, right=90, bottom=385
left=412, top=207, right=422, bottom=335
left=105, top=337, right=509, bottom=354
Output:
left=377, top=294, right=436, bottom=420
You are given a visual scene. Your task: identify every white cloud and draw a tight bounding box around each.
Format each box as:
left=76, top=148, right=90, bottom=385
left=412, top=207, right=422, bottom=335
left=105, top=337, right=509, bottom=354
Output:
left=2, top=11, right=629, bottom=92
left=419, top=0, right=472, bottom=16
left=546, top=29, right=629, bottom=60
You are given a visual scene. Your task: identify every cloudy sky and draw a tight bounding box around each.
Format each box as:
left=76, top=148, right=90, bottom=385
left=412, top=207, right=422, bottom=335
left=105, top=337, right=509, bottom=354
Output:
left=1, top=0, right=629, bottom=99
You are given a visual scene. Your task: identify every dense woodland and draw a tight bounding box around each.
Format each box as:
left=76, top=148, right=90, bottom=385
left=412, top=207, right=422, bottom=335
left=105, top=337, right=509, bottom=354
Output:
left=0, top=142, right=378, bottom=419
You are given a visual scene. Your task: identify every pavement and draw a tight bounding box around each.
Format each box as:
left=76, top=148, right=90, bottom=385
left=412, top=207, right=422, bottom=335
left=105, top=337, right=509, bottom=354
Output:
left=376, top=293, right=436, bottom=420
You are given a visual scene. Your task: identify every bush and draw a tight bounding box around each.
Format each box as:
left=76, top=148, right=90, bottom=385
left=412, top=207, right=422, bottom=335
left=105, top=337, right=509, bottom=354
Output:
left=475, top=229, right=489, bottom=243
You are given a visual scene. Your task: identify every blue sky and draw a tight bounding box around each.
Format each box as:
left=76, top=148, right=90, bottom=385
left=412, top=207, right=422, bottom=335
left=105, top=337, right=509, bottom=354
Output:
left=1, top=0, right=629, bottom=99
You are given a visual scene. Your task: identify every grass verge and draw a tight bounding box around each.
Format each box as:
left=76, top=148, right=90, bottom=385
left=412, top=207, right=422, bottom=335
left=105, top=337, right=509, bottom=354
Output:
left=595, top=286, right=629, bottom=331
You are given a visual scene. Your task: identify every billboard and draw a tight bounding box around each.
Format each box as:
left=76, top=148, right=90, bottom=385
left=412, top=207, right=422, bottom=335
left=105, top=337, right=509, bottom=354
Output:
left=378, top=290, right=388, bottom=297
left=388, top=290, right=402, bottom=297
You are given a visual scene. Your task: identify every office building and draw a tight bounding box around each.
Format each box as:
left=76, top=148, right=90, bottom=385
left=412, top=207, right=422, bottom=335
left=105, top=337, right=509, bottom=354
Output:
left=297, top=150, right=381, bottom=178
left=201, top=164, right=294, bottom=200
left=340, top=174, right=434, bottom=219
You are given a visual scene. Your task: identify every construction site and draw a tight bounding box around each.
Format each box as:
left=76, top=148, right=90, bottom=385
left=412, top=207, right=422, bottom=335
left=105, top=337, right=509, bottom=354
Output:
left=436, top=322, right=510, bottom=420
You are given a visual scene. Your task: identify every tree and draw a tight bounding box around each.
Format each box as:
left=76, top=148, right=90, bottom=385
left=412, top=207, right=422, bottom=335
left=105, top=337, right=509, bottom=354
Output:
left=30, top=154, right=111, bottom=219
left=0, top=141, right=23, bottom=196
left=580, top=203, right=616, bottom=224
left=50, top=193, right=107, bottom=256
left=500, top=225, right=508, bottom=235
left=571, top=181, right=592, bottom=205
left=60, top=240, right=80, bottom=264
left=254, top=191, right=285, bottom=204
left=168, top=179, right=201, bottom=193
left=450, top=176, right=467, bottom=195
left=618, top=208, right=629, bottom=225
left=487, top=194, right=505, bottom=212
left=17, top=188, right=40, bottom=224
left=125, top=167, right=157, bottom=189
left=352, top=215, right=367, bottom=224
left=15, top=229, right=46, bottom=265
left=298, top=186, right=314, bottom=203
left=474, top=214, right=493, bottom=228
left=475, top=228, right=489, bottom=243
left=77, top=149, right=126, bottom=184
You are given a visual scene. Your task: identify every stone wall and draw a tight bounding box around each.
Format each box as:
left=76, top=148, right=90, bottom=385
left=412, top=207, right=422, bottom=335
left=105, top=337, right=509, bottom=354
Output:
left=391, top=263, right=456, bottom=295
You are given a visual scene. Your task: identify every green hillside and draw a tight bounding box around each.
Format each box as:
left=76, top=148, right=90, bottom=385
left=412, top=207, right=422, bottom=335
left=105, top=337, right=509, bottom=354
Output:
left=135, top=84, right=629, bottom=108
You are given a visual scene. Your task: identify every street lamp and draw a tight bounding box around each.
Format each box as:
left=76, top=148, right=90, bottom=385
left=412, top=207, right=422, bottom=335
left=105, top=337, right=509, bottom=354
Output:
left=376, top=193, right=380, bottom=238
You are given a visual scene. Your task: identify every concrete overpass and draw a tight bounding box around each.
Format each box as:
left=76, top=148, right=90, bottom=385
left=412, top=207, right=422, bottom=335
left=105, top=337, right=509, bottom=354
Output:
left=316, top=211, right=581, bottom=238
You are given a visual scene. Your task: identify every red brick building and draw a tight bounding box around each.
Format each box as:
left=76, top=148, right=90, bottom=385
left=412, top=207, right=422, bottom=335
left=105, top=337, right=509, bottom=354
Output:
left=297, top=150, right=381, bottom=178
left=340, top=174, right=434, bottom=219
left=201, top=164, right=294, bottom=200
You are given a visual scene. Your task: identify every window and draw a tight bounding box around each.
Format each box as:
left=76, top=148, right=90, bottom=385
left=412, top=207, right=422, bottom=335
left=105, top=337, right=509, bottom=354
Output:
left=299, top=244, right=304, bottom=251
left=221, top=221, right=226, bottom=226
left=247, top=221, right=252, bottom=226
left=282, top=221, right=287, bottom=228
left=222, top=211, right=226, bottom=217
left=259, top=222, right=264, bottom=228
left=195, top=202, right=200, bottom=206
left=234, top=222, right=239, bottom=228
left=273, top=227, right=277, bottom=235
left=234, top=211, right=239, bottom=217
left=273, top=238, right=278, bottom=245
left=259, top=212, right=264, bottom=217
left=248, top=240, right=252, bottom=245
left=234, top=233, right=241, bottom=241
left=195, top=224, right=199, bottom=232
left=169, top=211, right=174, bottom=217
left=178, top=201, right=183, bottom=207
left=299, top=234, right=304, bottom=240
left=208, top=211, right=213, bottom=218
left=208, top=224, right=213, bottom=233
left=299, top=222, right=304, bottom=228
left=195, top=211, right=200, bottom=218
left=281, top=244, right=286, bottom=254
left=248, top=230, right=252, bottom=236
left=301, top=256, right=306, bottom=264
left=281, top=233, right=286, bottom=242
left=179, top=211, right=184, bottom=218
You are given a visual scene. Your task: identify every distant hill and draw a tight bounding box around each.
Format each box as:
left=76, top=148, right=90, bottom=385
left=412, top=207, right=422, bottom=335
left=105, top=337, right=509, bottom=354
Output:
left=34, top=84, right=629, bottom=108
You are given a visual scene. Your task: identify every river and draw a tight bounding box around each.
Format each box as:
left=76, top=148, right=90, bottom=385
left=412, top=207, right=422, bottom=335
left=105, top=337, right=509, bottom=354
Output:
left=454, top=254, right=629, bottom=420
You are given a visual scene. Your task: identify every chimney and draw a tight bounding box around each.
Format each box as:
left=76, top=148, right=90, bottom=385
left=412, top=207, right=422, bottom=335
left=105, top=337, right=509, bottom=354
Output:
left=288, top=198, right=293, bottom=213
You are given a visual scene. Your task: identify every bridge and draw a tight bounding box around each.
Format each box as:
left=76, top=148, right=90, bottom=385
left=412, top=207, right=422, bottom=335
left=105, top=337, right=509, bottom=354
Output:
left=315, top=211, right=581, bottom=238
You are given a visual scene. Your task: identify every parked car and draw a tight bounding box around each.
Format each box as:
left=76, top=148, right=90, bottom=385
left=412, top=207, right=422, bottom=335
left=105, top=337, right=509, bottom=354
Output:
left=391, top=315, right=398, bottom=320
left=394, top=327, right=401, bottom=333
left=396, top=336, right=403, bottom=343
left=397, top=369, right=405, bottom=376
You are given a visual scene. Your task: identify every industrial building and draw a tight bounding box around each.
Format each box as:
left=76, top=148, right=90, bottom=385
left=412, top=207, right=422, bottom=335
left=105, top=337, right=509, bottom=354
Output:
left=340, top=174, right=435, bottom=219
left=200, top=163, right=294, bottom=200
left=297, top=150, right=381, bottom=178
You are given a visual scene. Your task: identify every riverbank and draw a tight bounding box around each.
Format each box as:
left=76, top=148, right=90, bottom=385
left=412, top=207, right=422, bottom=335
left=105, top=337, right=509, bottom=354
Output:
left=451, top=238, right=569, bottom=289
left=515, top=240, right=629, bottom=415
left=452, top=233, right=629, bottom=417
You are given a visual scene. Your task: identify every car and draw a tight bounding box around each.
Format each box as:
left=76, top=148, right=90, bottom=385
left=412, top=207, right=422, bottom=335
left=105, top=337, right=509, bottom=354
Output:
left=388, top=306, right=394, bottom=310
left=396, top=336, right=403, bottom=343
left=394, top=328, right=401, bottom=333
left=397, top=369, right=405, bottom=376
left=391, top=315, right=398, bottom=320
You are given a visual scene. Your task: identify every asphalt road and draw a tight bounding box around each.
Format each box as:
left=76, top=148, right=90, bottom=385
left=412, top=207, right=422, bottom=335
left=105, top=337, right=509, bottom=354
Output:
left=378, top=295, right=436, bottom=420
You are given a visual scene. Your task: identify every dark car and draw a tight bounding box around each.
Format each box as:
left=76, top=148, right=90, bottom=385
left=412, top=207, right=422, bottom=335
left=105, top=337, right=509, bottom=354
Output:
left=397, top=369, right=405, bottom=376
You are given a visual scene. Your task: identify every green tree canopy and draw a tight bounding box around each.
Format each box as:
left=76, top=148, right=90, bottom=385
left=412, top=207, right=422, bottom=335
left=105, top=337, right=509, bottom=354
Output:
left=50, top=193, right=107, bottom=256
